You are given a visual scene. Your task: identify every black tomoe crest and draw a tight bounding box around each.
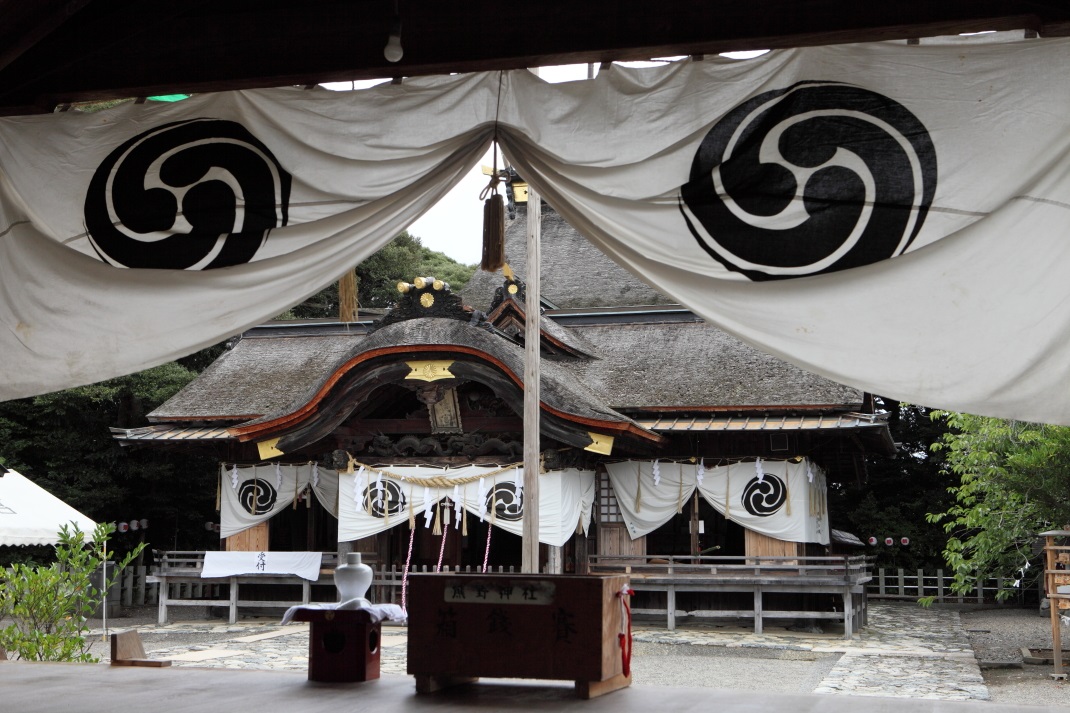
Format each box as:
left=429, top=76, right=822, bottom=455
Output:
left=238, top=479, right=278, bottom=515
left=363, top=480, right=407, bottom=518
left=84, top=119, right=292, bottom=269
left=680, top=81, right=937, bottom=280
left=742, top=475, right=787, bottom=517
left=486, top=483, right=523, bottom=521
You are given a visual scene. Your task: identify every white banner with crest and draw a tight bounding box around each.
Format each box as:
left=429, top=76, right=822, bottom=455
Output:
left=220, top=463, right=338, bottom=539
left=604, top=459, right=828, bottom=545
left=336, top=464, right=594, bottom=548
left=4, top=36, right=1070, bottom=422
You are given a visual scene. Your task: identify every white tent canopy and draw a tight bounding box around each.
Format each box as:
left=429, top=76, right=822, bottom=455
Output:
left=0, top=468, right=96, bottom=546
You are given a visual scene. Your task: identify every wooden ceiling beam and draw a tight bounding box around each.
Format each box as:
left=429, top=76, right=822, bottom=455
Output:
left=0, top=1, right=1067, bottom=115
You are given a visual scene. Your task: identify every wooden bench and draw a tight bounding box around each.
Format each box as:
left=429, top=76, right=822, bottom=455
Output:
left=148, top=551, right=341, bottom=624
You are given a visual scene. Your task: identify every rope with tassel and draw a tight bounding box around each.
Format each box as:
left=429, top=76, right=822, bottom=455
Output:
left=479, top=71, right=506, bottom=272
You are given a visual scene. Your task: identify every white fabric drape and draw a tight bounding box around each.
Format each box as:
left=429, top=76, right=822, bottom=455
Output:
left=336, top=466, right=594, bottom=547
left=4, top=37, right=1070, bottom=423
left=604, top=459, right=829, bottom=545
left=0, top=74, right=497, bottom=401
left=220, top=464, right=338, bottom=538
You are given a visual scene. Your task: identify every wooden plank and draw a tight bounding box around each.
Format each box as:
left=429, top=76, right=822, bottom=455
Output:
left=226, top=522, right=269, bottom=552
left=5, top=2, right=1069, bottom=116
left=522, top=183, right=542, bottom=574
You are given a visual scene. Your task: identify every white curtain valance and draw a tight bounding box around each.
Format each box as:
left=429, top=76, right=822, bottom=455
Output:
left=220, top=463, right=337, bottom=539
left=4, top=37, right=1070, bottom=422
left=604, top=459, right=829, bottom=545
left=336, top=464, right=594, bottom=548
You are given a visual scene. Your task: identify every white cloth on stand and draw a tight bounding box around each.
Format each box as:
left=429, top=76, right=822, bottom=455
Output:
left=201, top=551, right=323, bottom=581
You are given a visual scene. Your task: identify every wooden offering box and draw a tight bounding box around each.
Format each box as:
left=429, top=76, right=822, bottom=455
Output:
left=407, top=573, right=631, bottom=698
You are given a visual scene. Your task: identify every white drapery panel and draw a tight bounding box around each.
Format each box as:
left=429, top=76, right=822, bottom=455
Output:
left=220, top=463, right=339, bottom=538
left=4, top=37, right=1070, bottom=422
left=336, top=465, right=594, bottom=547
left=0, top=74, right=497, bottom=400
left=604, top=459, right=829, bottom=545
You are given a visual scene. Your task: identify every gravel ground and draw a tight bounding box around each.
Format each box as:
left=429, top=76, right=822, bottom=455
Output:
left=78, top=604, right=1070, bottom=708
left=960, top=605, right=1070, bottom=709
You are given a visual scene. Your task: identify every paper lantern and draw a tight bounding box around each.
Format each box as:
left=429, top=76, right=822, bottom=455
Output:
left=129, top=519, right=140, bottom=531
left=884, top=537, right=894, bottom=546
left=140, top=518, right=149, bottom=529
left=117, top=522, right=129, bottom=533
left=867, top=536, right=877, bottom=545
left=900, top=537, right=910, bottom=546
left=204, top=521, right=214, bottom=531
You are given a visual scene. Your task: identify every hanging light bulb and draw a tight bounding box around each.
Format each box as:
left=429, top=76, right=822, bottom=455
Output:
left=384, top=5, right=403, bottom=63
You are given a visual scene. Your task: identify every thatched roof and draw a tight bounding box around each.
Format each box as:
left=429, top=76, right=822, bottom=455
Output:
left=152, top=310, right=861, bottom=423
left=151, top=333, right=360, bottom=421
left=462, top=204, right=675, bottom=310
left=560, top=319, right=861, bottom=409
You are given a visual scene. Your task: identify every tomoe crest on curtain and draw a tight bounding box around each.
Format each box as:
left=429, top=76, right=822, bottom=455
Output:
left=83, top=118, right=292, bottom=269
left=679, top=81, right=938, bottom=280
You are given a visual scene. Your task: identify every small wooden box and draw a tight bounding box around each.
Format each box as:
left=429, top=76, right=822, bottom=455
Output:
left=407, top=573, right=631, bottom=698
left=290, top=608, right=381, bottom=683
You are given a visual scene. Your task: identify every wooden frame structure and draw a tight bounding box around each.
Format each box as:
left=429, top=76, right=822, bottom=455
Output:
left=589, top=554, right=872, bottom=638
left=1041, top=529, right=1070, bottom=680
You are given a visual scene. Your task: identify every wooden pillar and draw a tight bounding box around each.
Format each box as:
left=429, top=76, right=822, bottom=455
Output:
left=1047, top=534, right=1063, bottom=678
left=547, top=545, right=563, bottom=574
left=522, top=184, right=542, bottom=573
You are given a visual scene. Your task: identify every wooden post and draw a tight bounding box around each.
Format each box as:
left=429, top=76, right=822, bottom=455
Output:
left=522, top=180, right=542, bottom=574
left=897, top=568, right=905, bottom=597
left=1046, top=535, right=1063, bottom=678
left=937, top=568, right=945, bottom=603
left=917, top=568, right=925, bottom=598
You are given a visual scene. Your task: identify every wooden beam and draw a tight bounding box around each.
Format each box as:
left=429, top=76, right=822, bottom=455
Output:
left=1, top=1, right=1067, bottom=115
left=522, top=177, right=542, bottom=574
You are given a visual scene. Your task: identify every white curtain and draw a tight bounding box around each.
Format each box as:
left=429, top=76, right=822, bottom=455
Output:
left=336, top=465, right=594, bottom=547
left=4, top=37, right=1070, bottom=423
left=220, top=463, right=339, bottom=538
left=604, top=459, right=829, bottom=545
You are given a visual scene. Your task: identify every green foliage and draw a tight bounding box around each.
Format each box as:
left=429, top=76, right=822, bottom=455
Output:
left=926, top=412, right=1070, bottom=599
left=827, top=400, right=954, bottom=571
left=285, top=231, right=477, bottom=319
left=0, top=523, right=145, bottom=661
left=0, top=363, right=221, bottom=556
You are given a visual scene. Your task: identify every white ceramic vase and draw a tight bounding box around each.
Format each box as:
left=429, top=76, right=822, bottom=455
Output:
left=334, top=552, right=372, bottom=609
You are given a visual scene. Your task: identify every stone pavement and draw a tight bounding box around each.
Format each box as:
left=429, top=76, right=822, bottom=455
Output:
left=90, top=602, right=988, bottom=701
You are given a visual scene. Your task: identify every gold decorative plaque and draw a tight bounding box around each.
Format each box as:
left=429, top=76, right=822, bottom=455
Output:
left=507, top=284, right=519, bottom=294
left=584, top=432, right=614, bottom=455
left=405, top=360, right=456, bottom=382
left=256, top=437, right=284, bottom=459
left=420, top=293, right=435, bottom=308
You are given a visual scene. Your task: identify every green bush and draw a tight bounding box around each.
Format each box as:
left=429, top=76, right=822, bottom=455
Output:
left=0, top=522, right=144, bottom=661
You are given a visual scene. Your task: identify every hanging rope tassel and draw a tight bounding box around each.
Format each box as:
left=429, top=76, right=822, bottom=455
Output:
left=401, top=525, right=415, bottom=610
left=724, top=462, right=731, bottom=520
left=215, top=466, right=221, bottom=512
left=617, top=585, right=636, bottom=677
left=676, top=463, right=684, bottom=514
left=462, top=486, right=469, bottom=536
left=634, top=462, right=643, bottom=513
left=436, top=522, right=449, bottom=573
left=408, top=487, right=416, bottom=528
left=482, top=521, right=493, bottom=573
left=433, top=501, right=443, bottom=536
left=479, top=72, right=506, bottom=272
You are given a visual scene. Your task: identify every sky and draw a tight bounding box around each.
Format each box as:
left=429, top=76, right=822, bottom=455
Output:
left=323, top=53, right=768, bottom=265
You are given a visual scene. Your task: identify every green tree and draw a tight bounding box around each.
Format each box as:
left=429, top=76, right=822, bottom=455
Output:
left=0, top=522, right=144, bottom=661
left=0, top=363, right=220, bottom=561
left=286, top=231, right=476, bottom=319
left=827, top=400, right=954, bottom=571
left=924, top=412, right=1070, bottom=600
